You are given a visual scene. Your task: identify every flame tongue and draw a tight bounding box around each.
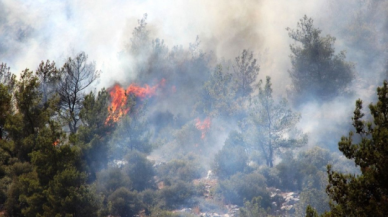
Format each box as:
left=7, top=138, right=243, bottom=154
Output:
left=195, top=117, right=211, bottom=139
left=126, top=83, right=157, bottom=98
left=106, top=84, right=129, bottom=123
left=53, top=139, right=59, bottom=146
left=106, top=79, right=165, bottom=124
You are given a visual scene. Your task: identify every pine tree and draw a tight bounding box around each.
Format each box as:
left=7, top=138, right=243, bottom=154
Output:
left=57, top=52, right=100, bottom=134
left=287, top=15, right=355, bottom=103
left=1, top=65, right=101, bottom=216
left=233, top=50, right=259, bottom=98
left=129, top=13, right=150, bottom=56
left=323, top=81, right=388, bottom=216
left=77, top=89, right=115, bottom=182
left=0, top=82, right=12, bottom=141
left=196, top=65, right=238, bottom=117
left=248, top=76, right=307, bottom=167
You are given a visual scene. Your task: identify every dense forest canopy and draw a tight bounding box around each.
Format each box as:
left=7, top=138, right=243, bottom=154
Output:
left=0, top=0, right=388, bottom=216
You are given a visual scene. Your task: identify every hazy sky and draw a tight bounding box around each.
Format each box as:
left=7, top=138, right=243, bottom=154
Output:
left=1, top=0, right=356, bottom=91
left=2, top=0, right=386, bottom=150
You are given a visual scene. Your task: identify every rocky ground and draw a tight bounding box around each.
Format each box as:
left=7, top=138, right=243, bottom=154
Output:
left=171, top=172, right=300, bottom=217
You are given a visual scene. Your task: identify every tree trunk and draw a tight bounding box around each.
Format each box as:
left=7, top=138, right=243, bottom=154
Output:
left=269, top=146, right=273, bottom=167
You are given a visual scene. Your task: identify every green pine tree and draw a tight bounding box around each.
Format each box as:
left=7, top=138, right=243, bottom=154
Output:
left=287, top=15, right=355, bottom=103
left=323, top=81, right=388, bottom=216
left=77, top=89, right=116, bottom=182
left=247, top=76, right=307, bottom=167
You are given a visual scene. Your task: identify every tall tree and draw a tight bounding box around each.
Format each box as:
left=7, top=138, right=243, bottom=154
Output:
left=110, top=98, right=152, bottom=158
left=0, top=63, right=15, bottom=89
left=0, top=63, right=15, bottom=140
left=2, top=66, right=102, bottom=216
left=233, top=50, right=260, bottom=98
left=11, top=69, right=53, bottom=161
left=129, top=13, right=150, bottom=56
left=2, top=67, right=70, bottom=216
left=35, top=60, right=59, bottom=105
left=77, top=89, right=116, bottom=182
left=247, top=76, right=307, bottom=167
left=196, top=65, right=238, bottom=117
left=213, top=131, right=248, bottom=178
left=287, top=15, right=355, bottom=102
left=123, top=151, right=154, bottom=191
left=57, top=52, right=100, bottom=134
left=0, top=66, right=13, bottom=140
left=323, top=81, right=388, bottom=216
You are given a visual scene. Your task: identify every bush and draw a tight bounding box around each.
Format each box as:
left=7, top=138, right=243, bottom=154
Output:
left=123, top=151, right=155, bottom=191
left=297, top=146, right=331, bottom=171
left=275, top=148, right=331, bottom=191
left=294, top=188, right=329, bottom=216
left=212, top=132, right=248, bottom=179
left=157, top=159, right=202, bottom=183
left=158, top=180, right=198, bottom=209
left=96, top=167, right=131, bottom=195
left=147, top=207, right=185, bottom=217
left=239, top=197, right=268, bottom=217
left=141, top=188, right=158, bottom=214
left=257, top=166, right=281, bottom=188
left=108, top=187, right=142, bottom=217
left=216, top=172, right=270, bottom=206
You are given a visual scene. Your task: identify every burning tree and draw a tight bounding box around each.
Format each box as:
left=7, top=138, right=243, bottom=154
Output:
left=108, top=93, right=153, bottom=158
left=106, top=84, right=130, bottom=124
left=247, top=76, right=307, bottom=167
left=195, top=117, right=211, bottom=139
left=105, top=79, right=165, bottom=124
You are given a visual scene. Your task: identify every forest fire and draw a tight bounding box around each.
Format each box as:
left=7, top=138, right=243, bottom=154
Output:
left=126, top=83, right=158, bottom=98
left=106, top=84, right=129, bottom=123
left=195, top=117, right=211, bottom=139
left=3, top=3, right=387, bottom=216
left=106, top=79, right=166, bottom=123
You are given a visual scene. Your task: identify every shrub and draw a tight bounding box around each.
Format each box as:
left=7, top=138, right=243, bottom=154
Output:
left=123, top=151, right=155, bottom=191
left=158, top=180, right=198, bottom=209
left=108, top=187, right=142, bottom=217
left=212, top=132, right=248, bottom=179
left=157, top=159, right=202, bottom=183
left=216, top=172, right=270, bottom=206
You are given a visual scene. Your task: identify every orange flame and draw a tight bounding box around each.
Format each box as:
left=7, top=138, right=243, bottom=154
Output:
left=195, top=117, right=211, bottom=139
left=53, top=139, right=59, bottom=146
left=106, top=84, right=129, bottom=123
left=106, top=79, right=165, bottom=124
left=126, top=83, right=157, bottom=98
